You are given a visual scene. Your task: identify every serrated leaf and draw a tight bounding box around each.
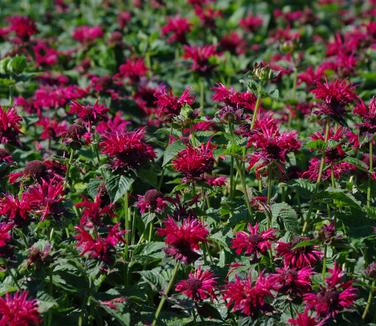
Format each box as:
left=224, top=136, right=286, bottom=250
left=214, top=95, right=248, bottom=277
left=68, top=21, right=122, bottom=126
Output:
left=163, top=141, right=185, bottom=167
left=272, top=202, right=299, bottom=232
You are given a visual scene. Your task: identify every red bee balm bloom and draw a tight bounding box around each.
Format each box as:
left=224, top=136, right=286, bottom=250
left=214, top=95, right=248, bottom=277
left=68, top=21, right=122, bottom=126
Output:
left=247, top=121, right=301, bottom=177
left=22, top=180, right=64, bottom=220
left=72, top=25, right=103, bottom=43
left=0, top=195, right=30, bottom=225
left=161, top=16, right=191, bottom=44
left=115, top=58, right=148, bottom=83
left=276, top=236, right=322, bottom=268
left=101, top=129, right=156, bottom=171
left=304, top=264, right=357, bottom=319
left=172, top=143, right=215, bottom=181
left=269, top=266, right=313, bottom=297
left=157, top=217, right=209, bottom=264
left=7, top=16, right=37, bottom=40
left=154, top=86, right=195, bottom=122
left=69, top=101, right=109, bottom=123
left=183, top=45, right=219, bottom=73
left=0, top=291, right=41, bottom=326
left=75, top=223, right=126, bottom=263
left=288, top=309, right=319, bottom=326
left=175, top=267, right=217, bottom=301
left=135, top=189, right=167, bottom=214
left=223, top=273, right=273, bottom=317
left=231, top=224, right=276, bottom=260
left=0, top=107, right=22, bottom=145
left=311, top=79, right=358, bottom=122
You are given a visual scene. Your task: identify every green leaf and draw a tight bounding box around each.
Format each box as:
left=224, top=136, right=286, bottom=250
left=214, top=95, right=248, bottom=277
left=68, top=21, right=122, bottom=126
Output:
left=114, top=176, right=134, bottom=203
left=272, top=202, right=299, bottom=233
left=162, top=141, right=185, bottom=167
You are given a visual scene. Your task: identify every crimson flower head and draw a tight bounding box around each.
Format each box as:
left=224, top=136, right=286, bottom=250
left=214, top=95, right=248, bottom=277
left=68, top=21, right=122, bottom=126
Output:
left=276, top=236, right=322, bottom=268
left=7, top=16, right=37, bottom=41
left=212, top=83, right=256, bottom=121
left=161, top=16, right=191, bottom=44
left=304, top=264, right=357, bottom=319
left=240, top=15, right=263, bottom=32
left=183, top=45, right=219, bottom=74
left=223, top=273, right=273, bottom=317
left=76, top=193, right=114, bottom=227
left=75, top=223, right=126, bottom=263
left=0, top=148, right=13, bottom=167
left=247, top=121, right=301, bottom=177
left=9, top=160, right=66, bottom=184
left=37, top=117, right=67, bottom=140
left=0, top=195, right=30, bottom=226
left=0, top=291, right=41, bottom=326
left=135, top=189, right=167, bottom=214
left=219, top=32, right=246, bottom=55
left=269, top=266, right=313, bottom=298
left=157, top=216, right=209, bottom=264
left=22, top=179, right=65, bottom=221
left=33, top=41, right=58, bottom=67
left=0, top=223, right=12, bottom=254
left=154, top=86, right=195, bottom=121
left=115, top=58, right=148, bottom=83
left=69, top=101, right=109, bottom=123
left=72, top=25, right=103, bottom=43
left=172, top=143, right=215, bottom=182
left=175, top=267, right=216, bottom=301
left=0, top=107, right=22, bottom=145
left=311, top=79, right=358, bottom=123
left=288, top=309, right=319, bottom=326
left=354, top=97, right=376, bottom=135
left=100, top=129, right=156, bottom=171
left=231, top=224, right=277, bottom=261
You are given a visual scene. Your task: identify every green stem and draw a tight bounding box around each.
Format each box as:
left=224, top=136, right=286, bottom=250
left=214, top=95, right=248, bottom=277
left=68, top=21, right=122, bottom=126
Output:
left=322, top=245, right=327, bottom=279
left=362, top=280, right=375, bottom=320
left=250, top=93, right=261, bottom=130
left=124, top=191, right=129, bottom=260
left=152, top=263, right=180, bottom=326
left=317, top=121, right=330, bottom=185
left=200, top=79, right=205, bottom=113
left=367, top=140, right=373, bottom=208
left=236, top=159, right=253, bottom=220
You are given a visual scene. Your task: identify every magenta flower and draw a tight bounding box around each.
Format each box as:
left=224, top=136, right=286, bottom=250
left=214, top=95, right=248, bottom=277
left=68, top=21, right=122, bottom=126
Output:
left=0, top=195, right=30, bottom=225
left=231, top=224, right=276, bottom=260
left=172, top=143, right=215, bottom=181
left=135, top=189, right=167, bottom=214
left=33, top=41, right=59, bottom=67
left=72, top=25, right=103, bottom=43
left=22, top=179, right=65, bottom=220
left=183, top=45, right=219, bottom=73
left=7, top=16, right=37, bottom=41
left=69, top=101, right=109, bottom=123
left=100, top=129, right=156, bottom=171
left=223, top=273, right=273, bottom=317
left=76, top=194, right=114, bottom=226
left=0, top=291, right=41, bottom=326
left=247, top=121, right=301, bottom=177
left=176, top=267, right=216, bottom=301
left=0, top=107, right=22, bottom=145
left=288, top=309, right=319, bottom=326
left=161, top=16, right=191, bottom=44
left=157, top=217, right=209, bottom=264
left=115, top=58, right=148, bottom=83
left=269, top=266, right=313, bottom=297
left=240, top=15, right=263, bottom=32
left=354, top=97, right=376, bottom=135
left=154, top=86, right=195, bottom=122
left=75, top=223, right=126, bottom=263
left=276, top=236, right=322, bottom=268
left=311, top=79, right=358, bottom=122
left=304, top=264, right=357, bottom=319
left=219, top=32, right=246, bottom=55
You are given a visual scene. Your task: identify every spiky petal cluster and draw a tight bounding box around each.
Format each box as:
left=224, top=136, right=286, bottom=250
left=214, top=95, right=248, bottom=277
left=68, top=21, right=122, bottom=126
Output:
left=0, top=107, right=22, bottom=145
left=161, top=16, right=191, bottom=44
left=100, top=129, right=156, bottom=171
left=183, top=45, right=218, bottom=73
left=157, top=217, right=209, bottom=264
left=223, top=273, right=273, bottom=317
left=231, top=224, right=276, bottom=260
left=154, top=86, right=195, bottom=121
left=69, top=101, right=109, bottom=123
left=311, top=79, right=358, bottom=122
left=304, top=264, right=357, bottom=319
left=288, top=309, right=319, bottom=326
left=172, top=143, right=215, bottom=181
left=0, top=291, right=41, bottom=326
left=276, top=237, right=322, bottom=268
left=175, top=267, right=216, bottom=301
left=75, top=223, right=125, bottom=263
left=72, top=25, right=103, bottom=43
left=247, top=121, right=301, bottom=177
left=354, top=97, right=376, bottom=135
